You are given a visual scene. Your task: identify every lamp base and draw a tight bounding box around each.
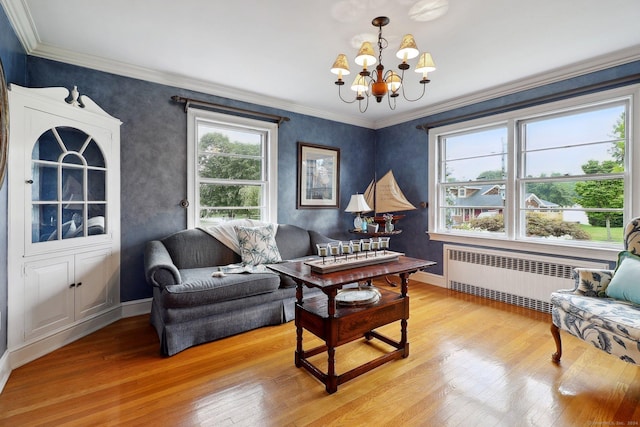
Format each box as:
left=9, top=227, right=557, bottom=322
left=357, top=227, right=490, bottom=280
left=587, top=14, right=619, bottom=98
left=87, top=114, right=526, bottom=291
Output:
left=353, top=215, right=363, bottom=231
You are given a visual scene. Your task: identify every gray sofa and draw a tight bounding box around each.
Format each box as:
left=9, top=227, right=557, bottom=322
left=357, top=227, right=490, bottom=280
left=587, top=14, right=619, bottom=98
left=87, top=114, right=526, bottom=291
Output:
left=144, top=224, right=334, bottom=356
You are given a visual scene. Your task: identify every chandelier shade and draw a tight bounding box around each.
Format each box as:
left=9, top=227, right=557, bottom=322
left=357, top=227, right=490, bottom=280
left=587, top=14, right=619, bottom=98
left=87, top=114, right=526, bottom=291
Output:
left=330, top=54, right=351, bottom=79
left=331, top=16, right=436, bottom=113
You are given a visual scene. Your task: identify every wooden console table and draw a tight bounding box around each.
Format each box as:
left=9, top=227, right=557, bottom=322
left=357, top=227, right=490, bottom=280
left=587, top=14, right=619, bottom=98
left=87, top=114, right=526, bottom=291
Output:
left=267, top=256, right=435, bottom=394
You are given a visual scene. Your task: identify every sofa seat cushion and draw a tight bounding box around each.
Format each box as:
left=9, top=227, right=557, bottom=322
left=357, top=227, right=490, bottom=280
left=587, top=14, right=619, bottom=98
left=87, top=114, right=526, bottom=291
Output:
left=551, top=291, right=640, bottom=342
left=161, top=268, right=281, bottom=308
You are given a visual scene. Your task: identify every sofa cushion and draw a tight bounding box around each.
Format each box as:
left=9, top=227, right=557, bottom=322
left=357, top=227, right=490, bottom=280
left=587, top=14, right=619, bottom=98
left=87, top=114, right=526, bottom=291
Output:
left=161, top=268, right=281, bottom=308
left=550, top=291, right=640, bottom=342
left=235, top=224, right=282, bottom=265
left=162, top=228, right=240, bottom=269
left=606, top=251, right=640, bottom=304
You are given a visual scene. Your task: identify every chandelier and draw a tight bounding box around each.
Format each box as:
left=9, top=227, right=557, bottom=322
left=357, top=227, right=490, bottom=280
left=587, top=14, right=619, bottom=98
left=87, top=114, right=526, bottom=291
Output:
left=330, top=16, right=436, bottom=113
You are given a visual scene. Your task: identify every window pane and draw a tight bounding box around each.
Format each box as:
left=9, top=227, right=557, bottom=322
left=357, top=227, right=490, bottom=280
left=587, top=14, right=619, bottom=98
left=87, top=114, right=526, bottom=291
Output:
left=523, top=212, right=623, bottom=243
left=198, top=154, right=262, bottom=180
left=32, top=163, right=58, bottom=201
left=62, top=167, right=84, bottom=202
left=200, top=183, right=262, bottom=208
left=523, top=179, right=623, bottom=211
left=57, top=126, right=89, bottom=152
left=87, top=169, right=106, bottom=201
left=83, top=139, right=106, bottom=167
left=199, top=208, right=261, bottom=225
left=523, top=105, right=625, bottom=150
left=32, top=204, right=57, bottom=243
left=442, top=127, right=507, bottom=182
left=33, top=129, right=63, bottom=161
left=525, top=142, right=615, bottom=177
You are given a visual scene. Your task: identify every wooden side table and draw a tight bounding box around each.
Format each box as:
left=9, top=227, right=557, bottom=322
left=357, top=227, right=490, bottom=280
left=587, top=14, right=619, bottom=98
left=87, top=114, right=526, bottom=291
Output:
left=267, top=256, right=434, bottom=393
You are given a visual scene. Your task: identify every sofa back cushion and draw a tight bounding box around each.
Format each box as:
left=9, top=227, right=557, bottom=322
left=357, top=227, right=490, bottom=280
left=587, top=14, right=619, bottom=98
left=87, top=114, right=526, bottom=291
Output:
left=162, top=229, right=240, bottom=269
left=275, top=224, right=313, bottom=260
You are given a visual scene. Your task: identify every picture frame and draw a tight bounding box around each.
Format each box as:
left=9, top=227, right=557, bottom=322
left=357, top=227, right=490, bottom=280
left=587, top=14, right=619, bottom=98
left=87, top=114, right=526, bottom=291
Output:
left=297, top=142, right=340, bottom=209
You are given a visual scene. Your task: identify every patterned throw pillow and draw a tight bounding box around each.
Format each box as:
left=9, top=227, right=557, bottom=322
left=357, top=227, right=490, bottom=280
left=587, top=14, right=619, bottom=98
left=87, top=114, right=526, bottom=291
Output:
left=234, top=224, right=282, bottom=266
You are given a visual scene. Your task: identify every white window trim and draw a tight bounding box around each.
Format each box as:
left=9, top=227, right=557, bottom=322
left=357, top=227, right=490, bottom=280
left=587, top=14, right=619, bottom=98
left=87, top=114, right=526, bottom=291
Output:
left=428, top=84, right=640, bottom=262
left=186, top=108, right=278, bottom=228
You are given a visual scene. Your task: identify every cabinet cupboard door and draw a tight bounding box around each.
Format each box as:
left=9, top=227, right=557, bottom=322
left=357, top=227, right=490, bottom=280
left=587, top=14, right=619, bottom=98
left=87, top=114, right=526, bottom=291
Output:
left=75, top=249, right=114, bottom=319
left=24, top=256, right=75, bottom=341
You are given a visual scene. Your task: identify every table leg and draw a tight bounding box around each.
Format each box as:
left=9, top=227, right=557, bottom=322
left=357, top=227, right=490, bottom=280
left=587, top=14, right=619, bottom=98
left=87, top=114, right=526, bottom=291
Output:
left=295, top=281, right=304, bottom=368
left=326, top=288, right=338, bottom=394
left=400, top=272, right=410, bottom=358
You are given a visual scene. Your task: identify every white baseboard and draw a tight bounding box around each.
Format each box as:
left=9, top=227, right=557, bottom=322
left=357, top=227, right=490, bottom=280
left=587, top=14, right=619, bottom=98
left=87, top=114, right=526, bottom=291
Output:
left=411, top=271, right=446, bottom=288
left=0, top=350, right=10, bottom=394
left=121, top=297, right=152, bottom=318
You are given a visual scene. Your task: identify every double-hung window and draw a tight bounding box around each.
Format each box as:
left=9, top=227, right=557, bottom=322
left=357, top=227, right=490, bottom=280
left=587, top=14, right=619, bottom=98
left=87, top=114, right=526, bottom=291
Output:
left=187, top=109, right=278, bottom=228
left=429, top=85, right=639, bottom=252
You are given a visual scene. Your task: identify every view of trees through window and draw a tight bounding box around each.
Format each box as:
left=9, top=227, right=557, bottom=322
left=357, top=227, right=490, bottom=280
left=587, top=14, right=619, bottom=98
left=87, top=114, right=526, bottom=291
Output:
left=439, top=100, right=628, bottom=244
left=196, top=125, right=266, bottom=225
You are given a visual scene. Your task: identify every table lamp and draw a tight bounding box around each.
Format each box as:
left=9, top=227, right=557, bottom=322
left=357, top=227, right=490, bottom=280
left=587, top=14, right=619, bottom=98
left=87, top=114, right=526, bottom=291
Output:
left=345, top=193, right=372, bottom=231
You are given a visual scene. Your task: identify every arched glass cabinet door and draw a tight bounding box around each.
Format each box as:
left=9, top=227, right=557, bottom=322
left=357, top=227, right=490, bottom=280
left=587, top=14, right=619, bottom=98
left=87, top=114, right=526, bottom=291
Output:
left=31, top=126, right=107, bottom=243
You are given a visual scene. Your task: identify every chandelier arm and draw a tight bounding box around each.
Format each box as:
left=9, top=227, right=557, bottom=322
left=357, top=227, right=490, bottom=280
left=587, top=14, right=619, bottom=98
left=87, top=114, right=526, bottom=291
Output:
left=398, top=67, right=428, bottom=102
left=358, top=93, right=370, bottom=113
left=387, top=93, right=397, bottom=110
left=337, top=83, right=359, bottom=104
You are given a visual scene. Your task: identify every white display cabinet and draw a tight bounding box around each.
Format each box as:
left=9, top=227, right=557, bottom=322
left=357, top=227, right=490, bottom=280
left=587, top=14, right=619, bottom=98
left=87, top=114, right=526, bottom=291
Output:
left=7, top=85, right=121, bottom=367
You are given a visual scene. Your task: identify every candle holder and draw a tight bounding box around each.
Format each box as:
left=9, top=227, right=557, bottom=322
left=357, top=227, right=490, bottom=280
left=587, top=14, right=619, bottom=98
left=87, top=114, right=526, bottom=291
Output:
left=351, top=240, right=362, bottom=259
left=370, top=237, right=380, bottom=256
left=341, top=241, right=353, bottom=260
left=379, top=236, right=390, bottom=254
left=316, top=243, right=328, bottom=264
left=328, top=241, right=342, bottom=263
left=361, top=239, right=371, bottom=258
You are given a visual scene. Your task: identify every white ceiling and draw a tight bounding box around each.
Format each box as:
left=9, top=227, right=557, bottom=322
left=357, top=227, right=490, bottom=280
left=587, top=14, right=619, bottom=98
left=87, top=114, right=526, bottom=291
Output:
left=3, top=0, right=640, bottom=129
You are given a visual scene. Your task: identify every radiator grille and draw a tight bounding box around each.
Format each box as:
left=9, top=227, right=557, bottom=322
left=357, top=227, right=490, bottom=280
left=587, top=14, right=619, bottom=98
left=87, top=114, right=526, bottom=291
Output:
left=448, top=249, right=575, bottom=280
left=445, top=246, right=608, bottom=314
left=450, top=280, right=552, bottom=313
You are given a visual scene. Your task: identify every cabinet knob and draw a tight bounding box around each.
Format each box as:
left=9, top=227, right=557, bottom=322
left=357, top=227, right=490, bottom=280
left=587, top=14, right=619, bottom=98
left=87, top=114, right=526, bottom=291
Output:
left=76, top=282, right=83, bottom=287
left=69, top=283, right=76, bottom=288
left=26, top=179, right=34, bottom=184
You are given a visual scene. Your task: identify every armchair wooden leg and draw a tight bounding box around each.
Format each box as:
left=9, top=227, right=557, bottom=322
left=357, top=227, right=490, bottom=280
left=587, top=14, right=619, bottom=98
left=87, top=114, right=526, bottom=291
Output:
left=550, top=323, right=562, bottom=363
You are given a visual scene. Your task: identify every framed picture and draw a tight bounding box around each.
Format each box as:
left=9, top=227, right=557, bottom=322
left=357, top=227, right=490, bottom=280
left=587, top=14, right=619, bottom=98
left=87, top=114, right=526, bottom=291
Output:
left=297, top=142, right=340, bottom=209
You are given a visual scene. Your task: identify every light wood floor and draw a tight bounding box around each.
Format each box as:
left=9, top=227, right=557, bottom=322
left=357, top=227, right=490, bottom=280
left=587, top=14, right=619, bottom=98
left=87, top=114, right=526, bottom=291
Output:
left=1, top=281, right=639, bottom=426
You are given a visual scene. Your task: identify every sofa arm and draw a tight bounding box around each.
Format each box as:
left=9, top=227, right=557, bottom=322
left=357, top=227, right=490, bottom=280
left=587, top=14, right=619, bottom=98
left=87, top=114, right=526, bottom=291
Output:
left=144, top=240, right=182, bottom=288
left=569, top=268, right=614, bottom=297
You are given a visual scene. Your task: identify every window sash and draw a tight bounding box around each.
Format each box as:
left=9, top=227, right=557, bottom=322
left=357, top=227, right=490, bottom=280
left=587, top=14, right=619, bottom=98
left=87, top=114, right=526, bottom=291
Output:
left=428, top=85, right=638, bottom=250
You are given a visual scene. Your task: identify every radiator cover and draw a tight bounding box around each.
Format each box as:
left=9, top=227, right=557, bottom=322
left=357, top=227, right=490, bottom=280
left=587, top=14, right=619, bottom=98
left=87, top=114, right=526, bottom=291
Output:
left=444, top=245, right=609, bottom=313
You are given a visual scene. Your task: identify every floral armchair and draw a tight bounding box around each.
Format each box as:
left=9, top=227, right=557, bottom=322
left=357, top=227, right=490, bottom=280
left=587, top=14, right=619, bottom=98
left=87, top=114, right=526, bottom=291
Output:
left=550, top=217, right=640, bottom=365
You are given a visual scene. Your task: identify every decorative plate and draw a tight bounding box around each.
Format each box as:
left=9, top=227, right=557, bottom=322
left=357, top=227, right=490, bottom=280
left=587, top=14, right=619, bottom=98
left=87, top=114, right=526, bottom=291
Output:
left=335, top=287, right=381, bottom=306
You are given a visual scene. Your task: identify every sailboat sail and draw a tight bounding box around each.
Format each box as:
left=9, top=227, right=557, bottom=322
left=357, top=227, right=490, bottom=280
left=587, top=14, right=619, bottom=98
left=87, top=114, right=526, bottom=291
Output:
left=363, top=170, right=416, bottom=214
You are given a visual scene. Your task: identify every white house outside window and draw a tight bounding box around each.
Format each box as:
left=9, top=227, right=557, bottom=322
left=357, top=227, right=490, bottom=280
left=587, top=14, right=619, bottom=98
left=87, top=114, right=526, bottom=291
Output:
left=186, top=109, right=278, bottom=228
left=429, top=85, right=640, bottom=253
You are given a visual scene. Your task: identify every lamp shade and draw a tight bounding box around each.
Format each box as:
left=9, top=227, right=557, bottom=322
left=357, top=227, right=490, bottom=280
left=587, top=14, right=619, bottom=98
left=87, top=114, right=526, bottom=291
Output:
left=345, top=194, right=372, bottom=213
left=330, top=54, right=351, bottom=77
left=396, top=34, right=419, bottom=61
left=354, top=41, right=377, bottom=68
left=350, top=74, right=369, bottom=93
left=415, top=52, right=436, bottom=73
left=385, top=71, right=402, bottom=93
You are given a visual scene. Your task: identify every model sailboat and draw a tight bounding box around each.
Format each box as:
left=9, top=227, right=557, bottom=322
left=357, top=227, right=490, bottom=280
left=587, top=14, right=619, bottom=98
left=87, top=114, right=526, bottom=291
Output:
left=363, top=170, right=416, bottom=228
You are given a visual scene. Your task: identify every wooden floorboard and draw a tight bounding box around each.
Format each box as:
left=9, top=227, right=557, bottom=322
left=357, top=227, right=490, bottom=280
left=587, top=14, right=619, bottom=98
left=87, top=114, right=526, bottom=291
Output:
left=1, top=281, right=639, bottom=426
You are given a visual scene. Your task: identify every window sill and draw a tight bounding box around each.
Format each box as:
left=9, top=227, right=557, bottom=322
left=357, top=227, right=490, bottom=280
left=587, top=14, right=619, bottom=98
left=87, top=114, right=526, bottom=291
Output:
left=427, top=231, right=620, bottom=263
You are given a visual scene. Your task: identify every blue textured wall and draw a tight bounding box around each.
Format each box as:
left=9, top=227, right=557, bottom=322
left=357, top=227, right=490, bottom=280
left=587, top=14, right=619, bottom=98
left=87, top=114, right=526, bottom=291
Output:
left=0, top=5, right=28, bottom=356
left=26, top=57, right=374, bottom=301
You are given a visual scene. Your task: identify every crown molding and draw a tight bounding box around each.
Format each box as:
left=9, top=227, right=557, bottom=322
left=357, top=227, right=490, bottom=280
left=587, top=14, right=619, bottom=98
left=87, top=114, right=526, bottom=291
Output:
left=0, top=0, right=38, bottom=52
left=374, top=45, right=640, bottom=129
left=28, top=42, right=377, bottom=129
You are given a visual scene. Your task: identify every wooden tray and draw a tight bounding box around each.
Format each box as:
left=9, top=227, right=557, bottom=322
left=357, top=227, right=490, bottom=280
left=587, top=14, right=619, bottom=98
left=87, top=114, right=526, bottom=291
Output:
left=304, top=251, right=402, bottom=274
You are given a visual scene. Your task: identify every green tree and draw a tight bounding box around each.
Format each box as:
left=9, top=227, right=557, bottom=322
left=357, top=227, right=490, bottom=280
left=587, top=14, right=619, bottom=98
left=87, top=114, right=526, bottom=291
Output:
left=574, top=160, right=624, bottom=240
left=198, top=132, right=262, bottom=219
